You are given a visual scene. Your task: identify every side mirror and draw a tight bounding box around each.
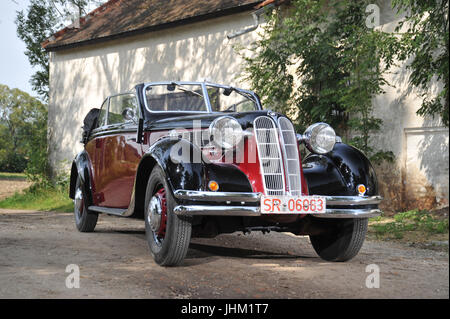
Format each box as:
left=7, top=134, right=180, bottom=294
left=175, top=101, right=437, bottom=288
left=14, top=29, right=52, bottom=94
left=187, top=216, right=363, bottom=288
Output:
left=122, top=107, right=136, bottom=123
left=223, top=87, right=233, bottom=96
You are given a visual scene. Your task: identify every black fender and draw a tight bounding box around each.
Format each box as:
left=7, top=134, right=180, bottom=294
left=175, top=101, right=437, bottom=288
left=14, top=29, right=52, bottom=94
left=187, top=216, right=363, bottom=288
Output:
left=149, top=137, right=206, bottom=192
left=132, top=137, right=204, bottom=218
left=69, top=150, right=94, bottom=207
left=302, top=143, right=378, bottom=197
left=204, top=163, right=253, bottom=193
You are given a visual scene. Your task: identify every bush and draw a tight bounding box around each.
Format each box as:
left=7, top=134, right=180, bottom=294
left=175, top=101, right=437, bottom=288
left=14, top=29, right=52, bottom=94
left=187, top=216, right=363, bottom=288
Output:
left=0, top=84, right=49, bottom=180
left=0, top=152, right=28, bottom=173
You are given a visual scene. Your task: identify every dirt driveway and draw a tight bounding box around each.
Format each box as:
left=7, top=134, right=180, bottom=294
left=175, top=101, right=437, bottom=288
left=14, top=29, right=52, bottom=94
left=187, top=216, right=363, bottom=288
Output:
left=0, top=209, right=448, bottom=299
left=0, top=180, right=32, bottom=201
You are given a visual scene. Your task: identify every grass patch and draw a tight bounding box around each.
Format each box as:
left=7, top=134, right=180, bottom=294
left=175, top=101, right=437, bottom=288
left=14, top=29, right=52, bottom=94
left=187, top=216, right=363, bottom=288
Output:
left=368, top=210, right=449, bottom=248
left=0, top=172, right=27, bottom=180
left=0, top=184, right=73, bottom=212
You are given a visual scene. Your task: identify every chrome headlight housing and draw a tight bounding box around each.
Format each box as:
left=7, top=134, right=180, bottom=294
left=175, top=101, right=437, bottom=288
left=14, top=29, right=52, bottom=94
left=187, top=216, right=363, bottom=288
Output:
left=209, top=116, right=244, bottom=150
left=302, top=122, right=336, bottom=154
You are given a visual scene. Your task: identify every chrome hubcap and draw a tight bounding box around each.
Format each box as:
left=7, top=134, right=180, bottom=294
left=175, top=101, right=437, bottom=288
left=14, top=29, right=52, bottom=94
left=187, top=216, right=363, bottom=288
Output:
left=74, top=187, right=83, bottom=217
left=148, top=196, right=162, bottom=233
left=147, top=188, right=167, bottom=247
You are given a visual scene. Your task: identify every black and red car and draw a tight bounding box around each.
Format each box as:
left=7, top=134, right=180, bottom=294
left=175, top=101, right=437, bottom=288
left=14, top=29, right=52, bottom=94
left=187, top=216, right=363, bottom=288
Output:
left=69, top=81, right=382, bottom=266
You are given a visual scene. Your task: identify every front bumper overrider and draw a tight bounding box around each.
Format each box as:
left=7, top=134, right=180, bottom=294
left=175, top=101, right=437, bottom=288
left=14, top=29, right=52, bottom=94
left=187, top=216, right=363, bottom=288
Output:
left=173, top=190, right=382, bottom=218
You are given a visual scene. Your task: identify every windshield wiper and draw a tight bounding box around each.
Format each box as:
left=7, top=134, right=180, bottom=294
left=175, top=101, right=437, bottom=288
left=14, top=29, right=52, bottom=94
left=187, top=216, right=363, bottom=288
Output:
left=223, top=86, right=256, bottom=104
left=169, top=82, right=204, bottom=98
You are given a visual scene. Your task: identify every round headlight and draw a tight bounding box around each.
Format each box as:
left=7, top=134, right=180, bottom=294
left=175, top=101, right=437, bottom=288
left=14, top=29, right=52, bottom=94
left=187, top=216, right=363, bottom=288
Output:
left=209, top=116, right=243, bottom=150
left=303, top=123, right=336, bottom=154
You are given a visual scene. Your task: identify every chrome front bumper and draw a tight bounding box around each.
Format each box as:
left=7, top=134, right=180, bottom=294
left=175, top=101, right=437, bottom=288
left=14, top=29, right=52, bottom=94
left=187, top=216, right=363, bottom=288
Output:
left=173, top=190, right=382, bottom=218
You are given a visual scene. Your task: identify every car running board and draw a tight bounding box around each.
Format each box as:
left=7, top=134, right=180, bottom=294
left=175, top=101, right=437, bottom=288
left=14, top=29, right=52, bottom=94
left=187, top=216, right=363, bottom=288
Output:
left=88, top=206, right=127, bottom=216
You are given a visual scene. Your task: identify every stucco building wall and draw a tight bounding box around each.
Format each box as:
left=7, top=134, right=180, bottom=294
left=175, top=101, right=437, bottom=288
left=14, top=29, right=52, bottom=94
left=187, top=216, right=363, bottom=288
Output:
left=370, top=1, right=449, bottom=210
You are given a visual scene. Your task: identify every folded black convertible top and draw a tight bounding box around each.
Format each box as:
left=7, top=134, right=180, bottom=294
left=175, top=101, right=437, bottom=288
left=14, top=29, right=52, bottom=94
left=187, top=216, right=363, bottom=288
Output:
left=81, top=108, right=100, bottom=144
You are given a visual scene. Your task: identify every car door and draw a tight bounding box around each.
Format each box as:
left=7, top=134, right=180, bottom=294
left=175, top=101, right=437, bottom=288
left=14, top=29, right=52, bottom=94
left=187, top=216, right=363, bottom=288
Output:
left=94, top=93, right=143, bottom=208
left=85, top=99, right=107, bottom=202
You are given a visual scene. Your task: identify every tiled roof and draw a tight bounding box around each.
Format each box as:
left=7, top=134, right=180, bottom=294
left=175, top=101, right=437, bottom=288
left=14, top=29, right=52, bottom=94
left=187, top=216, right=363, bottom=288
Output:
left=42, top=0, right=265, bottom=51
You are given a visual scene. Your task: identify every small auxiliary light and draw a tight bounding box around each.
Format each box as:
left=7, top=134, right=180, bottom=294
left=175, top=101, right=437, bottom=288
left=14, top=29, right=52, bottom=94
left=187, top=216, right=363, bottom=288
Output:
left=208, top=181, right=219, bottom=192
left=357, top=184, right=367, bottom=196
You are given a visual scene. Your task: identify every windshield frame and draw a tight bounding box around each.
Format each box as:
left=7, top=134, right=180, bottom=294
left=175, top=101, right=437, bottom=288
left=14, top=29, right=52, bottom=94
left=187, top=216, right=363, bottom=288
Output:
left=142, top=81, right=262, bottom=113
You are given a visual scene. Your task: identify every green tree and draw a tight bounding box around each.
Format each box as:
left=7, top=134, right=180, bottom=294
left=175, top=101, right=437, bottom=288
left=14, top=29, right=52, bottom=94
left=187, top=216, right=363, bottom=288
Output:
left=392, top=0, right=449, bottom=126
left=240, top=0, right=399, bottom=162
left=0, top=84, right=48, bottom=178
left=15, top=0, right=105, bottom=100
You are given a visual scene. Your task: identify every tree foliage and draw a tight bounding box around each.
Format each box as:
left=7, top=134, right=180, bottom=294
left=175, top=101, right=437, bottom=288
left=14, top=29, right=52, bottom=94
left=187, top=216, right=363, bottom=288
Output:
left=15, top=0, right=105, bottom=100
left=0, top=84, right=48, bottom=180
left=392, top=0, right=449, bottom=126
left=240, top=0, right=399, bottom=163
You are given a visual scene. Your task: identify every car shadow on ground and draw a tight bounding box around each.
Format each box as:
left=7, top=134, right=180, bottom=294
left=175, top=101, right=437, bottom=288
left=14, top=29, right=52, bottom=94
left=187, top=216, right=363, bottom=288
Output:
left=186, top=242, right=316, bottom=260
left=92, top=227, right=320, bottom=266
left=95, top=229, right=145, bottom=235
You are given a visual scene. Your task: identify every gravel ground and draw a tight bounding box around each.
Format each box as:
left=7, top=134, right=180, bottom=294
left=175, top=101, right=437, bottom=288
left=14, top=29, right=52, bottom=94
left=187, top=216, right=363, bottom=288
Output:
left=0, top=209, right=448, bottom=299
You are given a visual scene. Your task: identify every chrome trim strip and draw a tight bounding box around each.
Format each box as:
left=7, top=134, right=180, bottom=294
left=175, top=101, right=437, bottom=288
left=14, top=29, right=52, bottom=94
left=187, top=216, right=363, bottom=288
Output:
left=90, top=126, right=138, bottom=139
left=173, top=190, right=261, bottom=202
left=173, top=190, right=381, bottom=206
left=201, top=82, right=212, bottom=112
left=88, top=206, right=127, bottom=216
left=172, top=193, right=382, bottom=218
left=174, top=205, right=261, bottom=216
left=325, top=195, right=383, bottom=206
left=312, top=209, right=382, bottom=218
left=173, top=205, right=381, bottom=218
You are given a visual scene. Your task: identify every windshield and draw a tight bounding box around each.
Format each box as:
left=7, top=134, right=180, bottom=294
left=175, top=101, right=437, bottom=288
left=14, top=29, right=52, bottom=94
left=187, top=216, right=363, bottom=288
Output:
left=145, top=84, right=207, bottom=112
left=207, top=85, right=258, bottom=112
left=144, top=83, right=259, bottom=113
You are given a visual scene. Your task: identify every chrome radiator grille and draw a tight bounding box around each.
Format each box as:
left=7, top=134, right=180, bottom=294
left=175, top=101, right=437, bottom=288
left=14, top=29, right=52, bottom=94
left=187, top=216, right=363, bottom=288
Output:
left=254, top=116, right=302, bottom=196
left=254, top=116, right=286, bottom=195
left=278, top=117, right=302, bottom=196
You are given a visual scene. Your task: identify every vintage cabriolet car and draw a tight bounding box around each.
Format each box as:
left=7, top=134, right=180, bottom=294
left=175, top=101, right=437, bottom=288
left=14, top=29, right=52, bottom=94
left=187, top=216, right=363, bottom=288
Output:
left=69, top=81, right=382, bottom=266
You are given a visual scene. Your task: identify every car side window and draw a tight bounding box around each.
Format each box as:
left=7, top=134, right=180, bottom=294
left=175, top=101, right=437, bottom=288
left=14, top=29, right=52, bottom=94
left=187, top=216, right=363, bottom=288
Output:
left=97, top=99, right=108, bottom=128
left=108, top=94, right=138, bottom=125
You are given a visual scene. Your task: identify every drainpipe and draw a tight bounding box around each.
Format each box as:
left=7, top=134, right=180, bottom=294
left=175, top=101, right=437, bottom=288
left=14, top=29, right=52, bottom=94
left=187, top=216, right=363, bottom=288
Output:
left=227, top=3, right=275, bottom=39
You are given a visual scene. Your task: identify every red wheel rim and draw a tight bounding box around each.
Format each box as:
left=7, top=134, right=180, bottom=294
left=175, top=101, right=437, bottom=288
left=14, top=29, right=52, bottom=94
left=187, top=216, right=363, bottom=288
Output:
left=154, top=187, right=167, bottom=240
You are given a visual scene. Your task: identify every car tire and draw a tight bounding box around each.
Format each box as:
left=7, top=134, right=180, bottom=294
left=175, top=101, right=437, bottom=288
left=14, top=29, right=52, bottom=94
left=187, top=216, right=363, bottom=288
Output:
left=144, top=165, right=192, bottom=266
left=74, top=176, right=98, bottom=232
left=309, top=218, right=368, bottom=262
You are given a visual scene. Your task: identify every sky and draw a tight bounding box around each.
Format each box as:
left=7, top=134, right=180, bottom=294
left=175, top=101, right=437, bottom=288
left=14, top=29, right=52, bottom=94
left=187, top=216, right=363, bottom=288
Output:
left=0, top=0, right=35, bottom=96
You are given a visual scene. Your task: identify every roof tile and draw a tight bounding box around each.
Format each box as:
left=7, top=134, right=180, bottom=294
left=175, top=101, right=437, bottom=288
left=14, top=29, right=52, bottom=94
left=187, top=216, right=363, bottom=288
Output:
left=43, top=0, right=264, bottom=51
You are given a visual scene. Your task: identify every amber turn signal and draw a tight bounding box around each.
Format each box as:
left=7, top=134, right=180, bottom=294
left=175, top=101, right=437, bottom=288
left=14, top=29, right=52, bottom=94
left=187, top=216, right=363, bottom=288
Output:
left=208, top=181, right=219, bottom=192
left=357, top=184, right=366, bottom=196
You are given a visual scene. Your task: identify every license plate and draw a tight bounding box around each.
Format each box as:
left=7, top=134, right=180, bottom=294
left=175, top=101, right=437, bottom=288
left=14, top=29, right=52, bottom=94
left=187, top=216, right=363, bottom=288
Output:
left=261, top=195, right=327, bottom=214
